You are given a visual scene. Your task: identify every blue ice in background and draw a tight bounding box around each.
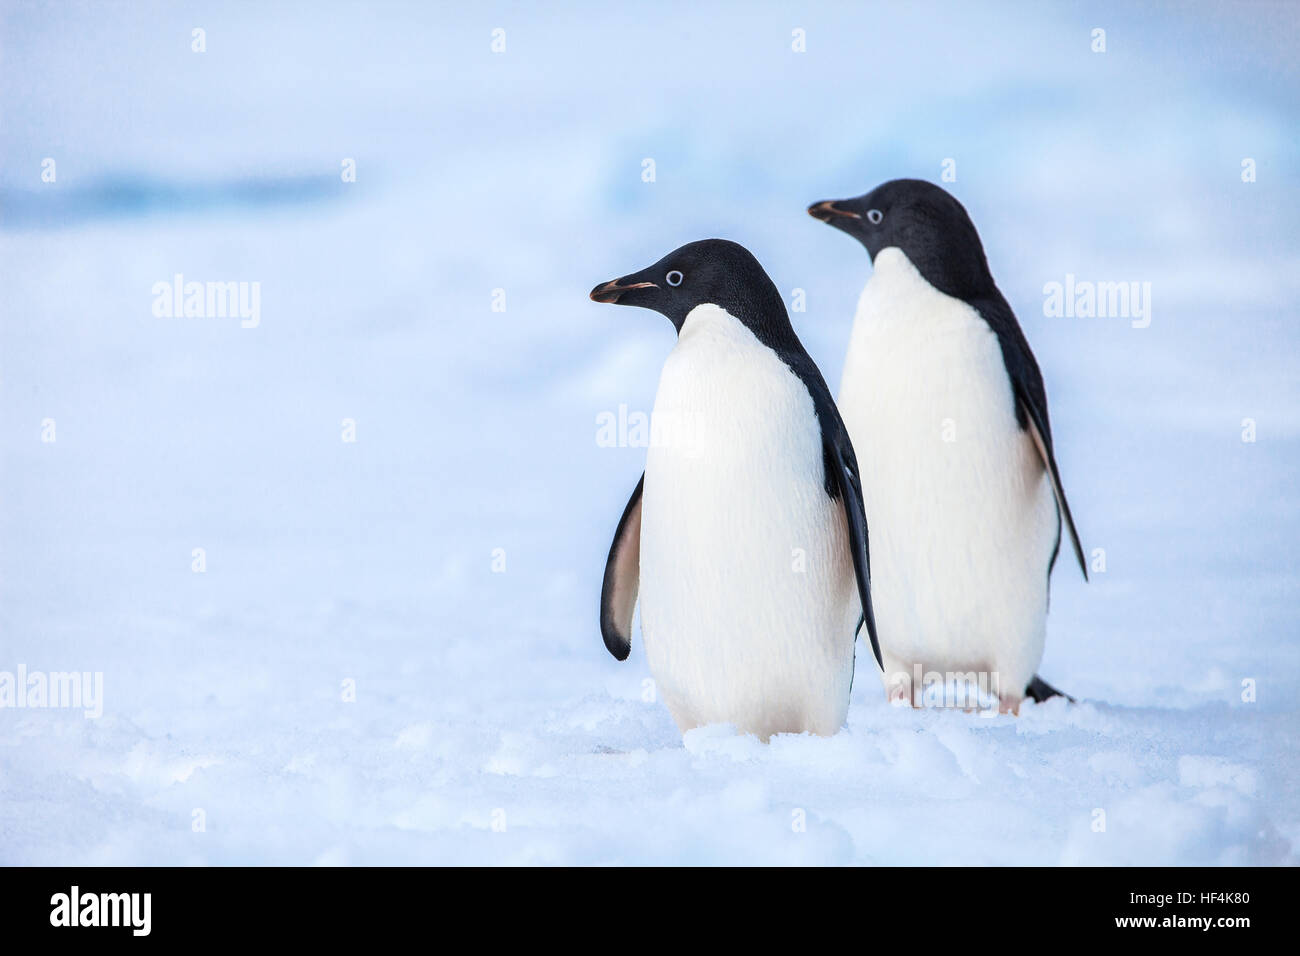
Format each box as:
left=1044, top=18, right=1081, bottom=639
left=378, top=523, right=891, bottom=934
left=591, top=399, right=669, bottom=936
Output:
left=1, top=1, right=1297, bottom=864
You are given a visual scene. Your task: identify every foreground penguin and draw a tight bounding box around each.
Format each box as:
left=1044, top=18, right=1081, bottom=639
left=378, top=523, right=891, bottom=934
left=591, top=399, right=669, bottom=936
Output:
left=808, top=180, right=1085, bottom=713
left=590, top=239, right=880, bottom=739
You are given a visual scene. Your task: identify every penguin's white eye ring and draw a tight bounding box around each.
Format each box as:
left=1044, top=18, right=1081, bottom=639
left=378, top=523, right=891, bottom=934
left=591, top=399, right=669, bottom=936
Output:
left=866, top=209, right=884, bottom=225
left=666, top=270, right=684, bottom=287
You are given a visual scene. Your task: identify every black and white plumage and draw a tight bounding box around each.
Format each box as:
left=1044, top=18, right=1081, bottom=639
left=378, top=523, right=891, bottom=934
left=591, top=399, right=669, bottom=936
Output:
left=808, top=180, right=1084, bottom=711
left=591, top=239, right=879, bottom=738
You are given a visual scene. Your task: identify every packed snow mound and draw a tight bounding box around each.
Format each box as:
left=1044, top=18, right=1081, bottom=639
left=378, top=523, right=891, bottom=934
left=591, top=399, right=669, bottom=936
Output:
left=0, top=649, right=1292, bottom=865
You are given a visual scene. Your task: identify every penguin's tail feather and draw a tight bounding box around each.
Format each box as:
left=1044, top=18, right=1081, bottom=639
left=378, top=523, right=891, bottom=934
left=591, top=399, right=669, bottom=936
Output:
left=1025, top=675, right=1075, bottom=704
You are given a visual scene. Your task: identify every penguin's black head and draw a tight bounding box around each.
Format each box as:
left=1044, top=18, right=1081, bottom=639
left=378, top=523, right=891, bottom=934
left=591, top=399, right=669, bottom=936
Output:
left=590, top=238, right=785, bottom=333
left=808, top=179, right=994, bottom=298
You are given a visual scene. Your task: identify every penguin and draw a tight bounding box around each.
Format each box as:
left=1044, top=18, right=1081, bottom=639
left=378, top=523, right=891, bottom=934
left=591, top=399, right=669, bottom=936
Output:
left=590, top=239, right=881, bottom=739
left=807, top=180, right=1084, bottom=713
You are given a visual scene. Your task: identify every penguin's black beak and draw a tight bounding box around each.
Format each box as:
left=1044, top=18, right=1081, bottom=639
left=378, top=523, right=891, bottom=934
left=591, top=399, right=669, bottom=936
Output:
left=589, top=275, right=658, bottom=305
left=807, top=199, right=861, bottom=223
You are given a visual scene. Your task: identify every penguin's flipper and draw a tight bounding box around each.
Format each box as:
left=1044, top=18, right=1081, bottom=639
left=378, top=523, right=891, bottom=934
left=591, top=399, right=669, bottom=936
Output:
left=599, top=474, right=643, bottom=661
left=776, top=343, right=880, bottom=668
left=1026, top=674, right=1075, bottom=703
left=972, top=291, right=1087, bottom=582
left=1017, top=388, right=1087, bottom=582
left=826, top=437, right=882, bottom=670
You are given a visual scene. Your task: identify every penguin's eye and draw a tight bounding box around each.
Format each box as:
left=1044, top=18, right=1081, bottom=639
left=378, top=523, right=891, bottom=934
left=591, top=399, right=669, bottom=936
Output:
left=666, top=270, right=684, bottom=287
left=866, top=209, right=884, bottom=225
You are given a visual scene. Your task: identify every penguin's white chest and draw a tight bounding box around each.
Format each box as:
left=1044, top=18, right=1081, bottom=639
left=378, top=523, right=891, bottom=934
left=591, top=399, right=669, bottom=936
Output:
left=638, top=305, right=857, bottom=739
left=836, top=249, right=1056, bottom=696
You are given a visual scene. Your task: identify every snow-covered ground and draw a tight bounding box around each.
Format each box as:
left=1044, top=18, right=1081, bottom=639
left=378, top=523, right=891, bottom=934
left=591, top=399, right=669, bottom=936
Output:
left=1, top=1, right=1296, bottom=865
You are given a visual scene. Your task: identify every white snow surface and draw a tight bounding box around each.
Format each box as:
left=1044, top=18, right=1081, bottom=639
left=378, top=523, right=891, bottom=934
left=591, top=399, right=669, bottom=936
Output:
left=1, top=2, right=1297, bottom=865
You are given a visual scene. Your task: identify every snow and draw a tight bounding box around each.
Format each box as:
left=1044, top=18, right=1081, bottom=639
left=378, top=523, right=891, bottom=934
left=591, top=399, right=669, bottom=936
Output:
left=1, top=1, right=1297, bottom=865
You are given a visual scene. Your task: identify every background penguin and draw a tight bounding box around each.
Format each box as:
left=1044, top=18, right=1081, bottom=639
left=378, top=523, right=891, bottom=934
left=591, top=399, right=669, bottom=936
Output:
left=590, top=239, right=881, bottom=739
left=807, top=180, right=1085, bottom=713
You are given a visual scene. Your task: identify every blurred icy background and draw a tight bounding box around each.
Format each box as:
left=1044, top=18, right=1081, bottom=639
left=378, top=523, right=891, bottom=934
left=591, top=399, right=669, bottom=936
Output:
left=1, top=0, right=1297, bottom=864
